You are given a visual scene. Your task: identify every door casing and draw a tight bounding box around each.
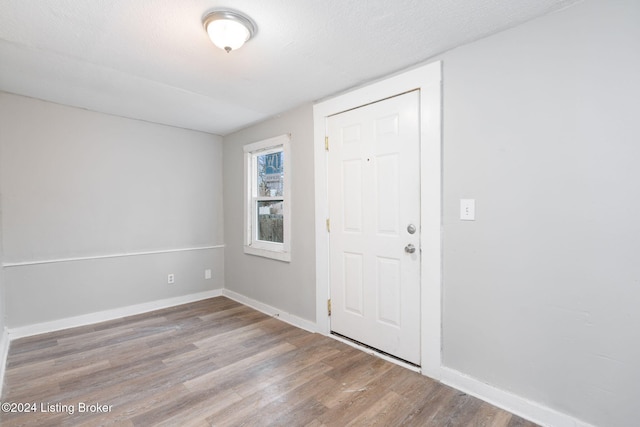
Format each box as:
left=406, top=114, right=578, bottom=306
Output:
left=313, top=61, right=442, bottom=379
left=313, top=61, right=442, bottom=378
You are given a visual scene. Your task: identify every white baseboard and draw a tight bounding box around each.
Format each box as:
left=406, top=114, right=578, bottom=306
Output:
left=7, top=289, right=223, bottom=339
left=222, top=289, right=317, bottom=333
left=0, top=327, right=9, bottom=396
left=440, top=367, right=596, bottom=427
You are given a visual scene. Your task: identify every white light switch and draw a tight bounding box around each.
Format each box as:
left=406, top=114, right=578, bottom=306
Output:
left=460, top=199, right=475, bottom=221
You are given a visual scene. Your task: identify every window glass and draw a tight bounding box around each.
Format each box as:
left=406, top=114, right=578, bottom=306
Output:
left=257, top=152, right=284, bottom=197
left=243, top=134, right=291, bottom=262
left=257, top=200, right=283, bottom=243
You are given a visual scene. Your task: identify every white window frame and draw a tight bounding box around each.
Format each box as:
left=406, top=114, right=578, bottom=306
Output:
left=243, top=134, right=291, bottom=262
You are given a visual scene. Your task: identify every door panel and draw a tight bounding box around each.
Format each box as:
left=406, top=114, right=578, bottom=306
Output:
left=343, top=252, right=364, bottom=315
left=328, top=90, right=421, bottom=365
left=342, top=160, right=363, bottom=232
left=377, top=256, right=401, bottom=326
left=376, top=154, right=400, bottom=234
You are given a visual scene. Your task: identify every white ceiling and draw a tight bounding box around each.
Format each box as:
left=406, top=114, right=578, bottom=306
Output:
left=0, top=0, right=581, bottom=136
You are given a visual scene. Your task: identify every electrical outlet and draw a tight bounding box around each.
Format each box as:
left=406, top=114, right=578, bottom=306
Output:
left=167, top=273, right=175, bottom=284
left=205, top=269, right=212, bottom=279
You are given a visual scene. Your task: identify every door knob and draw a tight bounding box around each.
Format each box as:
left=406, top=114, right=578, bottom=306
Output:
left=407, top=224, right=416, bottom=234
left=404, top=243, right=416, bottom=254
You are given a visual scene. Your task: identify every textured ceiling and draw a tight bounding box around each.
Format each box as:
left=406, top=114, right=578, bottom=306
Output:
left=0, top=0, right=581, bottom=135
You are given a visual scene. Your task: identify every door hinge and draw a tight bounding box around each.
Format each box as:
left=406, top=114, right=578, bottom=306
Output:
left=326, top=218, right=330, bottom=232
left=325, top=136, right=329, bottom=151
left=327, top=299, right=332, bottom=316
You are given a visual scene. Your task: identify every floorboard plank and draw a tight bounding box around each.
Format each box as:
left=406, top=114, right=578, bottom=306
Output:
left=0, top=296, right=540, bottom=426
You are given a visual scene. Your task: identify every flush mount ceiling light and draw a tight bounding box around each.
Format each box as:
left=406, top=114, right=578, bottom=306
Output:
left=203, top=10, right=256, bottom=53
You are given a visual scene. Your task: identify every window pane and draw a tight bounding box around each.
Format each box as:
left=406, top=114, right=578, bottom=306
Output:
left=257, top=200, right=283, bottom=243
left=257, top=151, right=284, bottom=197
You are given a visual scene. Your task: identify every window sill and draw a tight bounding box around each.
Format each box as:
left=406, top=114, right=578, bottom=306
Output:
left=244, top=245, right=291, bottom=262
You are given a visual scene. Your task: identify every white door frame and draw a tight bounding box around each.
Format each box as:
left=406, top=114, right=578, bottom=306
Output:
left=313, top=61, right=442, bottom=379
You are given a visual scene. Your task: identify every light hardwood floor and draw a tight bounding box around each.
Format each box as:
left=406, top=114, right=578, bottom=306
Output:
left=1, top=297, right=539, bottom=426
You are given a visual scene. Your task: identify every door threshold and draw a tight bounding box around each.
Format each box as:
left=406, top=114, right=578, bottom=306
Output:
left=330, top=331, right=421, bottom=373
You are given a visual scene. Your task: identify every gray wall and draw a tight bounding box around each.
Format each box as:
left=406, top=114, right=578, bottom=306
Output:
left=0, top=93, right=224, bottom=327
left=223, top=104, right=316, bottom=321
left=439, top=0, right=639, bottom=426
left=0, top=188, right=5, bottom=338
left=222, top=1, right=639, bottom=426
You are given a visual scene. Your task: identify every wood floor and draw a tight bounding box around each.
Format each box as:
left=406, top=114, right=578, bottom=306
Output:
left=1, top=297, right=539, bottom=426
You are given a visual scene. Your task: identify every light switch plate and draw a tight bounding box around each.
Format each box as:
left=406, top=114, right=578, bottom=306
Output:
left=460, top=199, right=475, bottom=221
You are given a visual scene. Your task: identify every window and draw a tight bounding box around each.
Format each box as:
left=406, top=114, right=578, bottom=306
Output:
left=243, top=134, right=291, bottom=261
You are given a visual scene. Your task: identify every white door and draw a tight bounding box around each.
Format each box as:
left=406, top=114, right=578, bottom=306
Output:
left=328, top=90, right=421, bottom=365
